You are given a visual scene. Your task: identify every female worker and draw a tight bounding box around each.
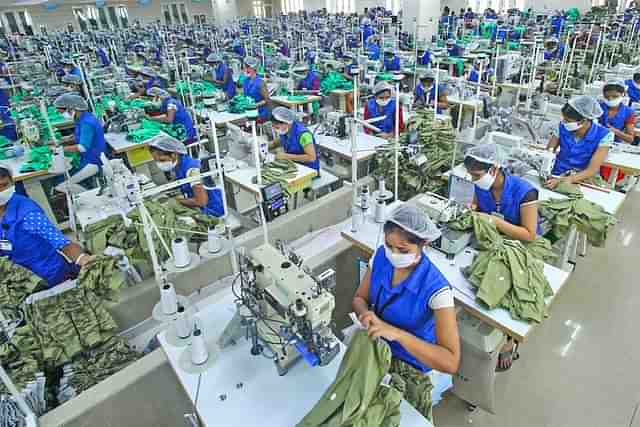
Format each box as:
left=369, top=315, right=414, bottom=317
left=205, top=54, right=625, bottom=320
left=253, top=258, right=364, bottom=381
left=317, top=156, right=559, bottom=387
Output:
left=242, top=57, right=270, bottom=122
left=61, top=74, right=87, bottom=100
left=53, top=94, right=106, bottom=195
left=297, top=66, right=320, bottom=91
left=128, top=68, right=165, bottom=99
left=146, top=88, right=197, bottom=145
left=352, top=204, right=460, bottom=421
left=546, top=95, right=612, bottom=190
left=464, top=144, right=540, bottom=371
left=270, top=107, right=319, bottom=173
left=96, top=46, right=110, bottom=67
left=61, top=58, right=82, bottom=77
left=383, top=49, right=401, bottom=72
left=415, top=70, right=449, bottom=114
left=625, top=71, right=640, bottom=105
left=206, top=53, right=236, bottom=100
left=599, top=79, right=636, bottom=144
left=364, top=81, right=404, bottom=140
left=149, top=136, right=224, bottom=217
left=366, top=36, right=381, bottom=61
left=543, top=37, right=565, bottom=61
left=0, top=80, right=16, bottom=141
left=0, top=167, right=95, bottom=287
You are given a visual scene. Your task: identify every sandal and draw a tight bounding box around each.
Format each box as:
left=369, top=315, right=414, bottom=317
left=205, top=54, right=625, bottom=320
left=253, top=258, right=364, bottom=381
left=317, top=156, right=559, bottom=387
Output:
left=495, top=341, right=519, bottom=372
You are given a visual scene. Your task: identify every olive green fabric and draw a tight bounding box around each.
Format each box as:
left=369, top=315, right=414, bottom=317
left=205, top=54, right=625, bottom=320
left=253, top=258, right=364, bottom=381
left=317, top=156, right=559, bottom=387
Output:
left=388, top=358, right=433, bottom=422
left=0, top=257, right=44, bottom=311
left=77, top=256, right=125, bottom=302
left=261, top=159, right=298, bottom=196
left=540, top=182, right=617, bottom=248
left=446, top=210, right=473, bottom=232
left=372, top=108, right=459, bottom=200
left=175, top=80, right=220, bottom=98
left=464, top=214, right=554, bottom=323
left=296, top=330, right=404, bottom=427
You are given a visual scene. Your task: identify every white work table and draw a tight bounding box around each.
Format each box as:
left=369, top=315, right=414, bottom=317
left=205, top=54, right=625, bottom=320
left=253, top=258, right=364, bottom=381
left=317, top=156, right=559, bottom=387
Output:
left=315, top=132, right=387, bottom=162
left=74, top=188, right=133, bottom=231
left=340, top=201, right=571, bottom=343
left=603, top=148, right=640, bottom=187
left=158, top=287, right=433, bottom=427
left=447, top=164, right=626, bottom=216
left=106, top=132, right=150, bottom=155
left=271, top=95, right=322, bottom=107
left=195, top=110, right=247, bottom=125
left=225, top=163, right=317, bottom=195
left=447, top=95, right=483, bottom=109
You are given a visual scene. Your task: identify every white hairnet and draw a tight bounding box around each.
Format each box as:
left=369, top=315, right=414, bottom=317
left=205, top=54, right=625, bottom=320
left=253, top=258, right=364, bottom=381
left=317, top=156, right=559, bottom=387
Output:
left=149, top=135, right=187, bottom=155
left=147, top=87, right=170, bottom=98
left=54, top=93, right=88, bottom=111
left=61, top=57, right=74, bottom=65
left=420, top=69, right=436, bottom=80
left=567, top=95, right=603, bottom=120
left=374, top=81, right=393, bottom=96
left=272, top=106, right=296, bottom=124
left=139, top=67, right=156, bottom=77
left=62, top=74, right=82, bottom=86
left=387, top=204, right=442, bottom=242
left=464, top=143, right=506, bottom=168
left=244, top=57, right=259, bottom=69
left=604, top=78, right=626, bottom=92
left=206, top=53, right=222, bottom=63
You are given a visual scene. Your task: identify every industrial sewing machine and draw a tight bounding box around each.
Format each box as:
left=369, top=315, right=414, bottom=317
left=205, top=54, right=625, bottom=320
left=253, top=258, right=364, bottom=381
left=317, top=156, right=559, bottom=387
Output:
left=219, top=243, right=340, bottom=376
left=413, top=191, right=473, bottom=258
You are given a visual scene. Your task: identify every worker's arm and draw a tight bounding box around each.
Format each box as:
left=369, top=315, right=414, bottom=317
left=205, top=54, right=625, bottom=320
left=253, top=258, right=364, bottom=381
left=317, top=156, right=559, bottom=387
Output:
left=352, top=268, right=372, bottom=317
left=151, top=103, right=176, bottom=124
left=363, top=104, right=373, bottom=135
left=178, top=183, right=209, bottom=208
left=276, top=132, right=316, bottom=163
left=546, top=134, right=560, bottom=152
left=607, top=113, right=636, bottom=144
left=438, top=92, right=449, bottom=111
left=63, top=123, right=94, bottom=154
left=222, top=68, right=232, bottom=87
left=493, top=198, right=539, bottom=242
left=254, top=81, right=269, bottom=108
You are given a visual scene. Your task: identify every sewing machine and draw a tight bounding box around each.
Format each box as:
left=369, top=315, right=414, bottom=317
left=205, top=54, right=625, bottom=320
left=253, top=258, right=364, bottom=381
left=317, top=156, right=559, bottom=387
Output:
left=413, top=192, right=473, bottom=258
left=221, top=244, right=340, bottom=376
left=507, top=145, right=556, bottom=180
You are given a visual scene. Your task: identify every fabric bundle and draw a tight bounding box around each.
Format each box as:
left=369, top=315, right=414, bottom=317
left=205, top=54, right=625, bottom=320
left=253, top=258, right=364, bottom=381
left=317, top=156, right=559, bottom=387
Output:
left=175, top=80, right=220, bottom=97
left=372, top=108, right=459, bottom=201
left=319, top=71, right=353, bottom=93
left=229, top=95, right=257, bottom=113
left=126, top=118, right=187, bottom=143
left=540, top=182, right=617, bottom=248
left=463, top=214, right=554, bottom=323
left=261, top=159, right=298, bottom=193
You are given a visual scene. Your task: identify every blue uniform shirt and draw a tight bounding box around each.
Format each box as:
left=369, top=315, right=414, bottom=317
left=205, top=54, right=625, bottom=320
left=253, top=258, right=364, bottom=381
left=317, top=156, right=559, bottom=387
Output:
left=475, top=174, right=541, bottom=234
left=625, top=79, right=640, bottom=105
left=74, top=112, right=106, bottom=171
left=160, top=97, right=197, bottom=141
left=365, top=98, right=399, bottom=134
left=1, top=194, right=79, bottom=287
left=215, top=63, right=236, bottom=99
left=367, top=43, right=381, bottom=60
left=369, top=245, right=450, bottom=372
left=280, top=121, right=319, bottom=172
left=552, top=122, right=611, bottom=176
left=174, top=154, right=224, bottom=217
left=599, top=102, right=634, bottom=142
left=384, top=55, right=401, bottom=72
left=243, top=76, right=269, bottom=121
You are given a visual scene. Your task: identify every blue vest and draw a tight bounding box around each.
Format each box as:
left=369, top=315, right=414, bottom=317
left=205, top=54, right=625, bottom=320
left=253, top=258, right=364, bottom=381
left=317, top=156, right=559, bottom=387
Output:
left=362, top=25, right=374, bottom=43
left=415, top=84, right=446, bottom=113
left=367, top=43, right=381, bottom=60
left=475, top=174, right=541, bottom=234
left=599, top=102, right=634, bottom=142
left=384, top=56, right=401, bottom=72
left=215, top=63, right=236, bottom=99
left=544, top=44, right=565, bottom=61
left=366, top=98, right=398, bottom=134
left=96, top=48, right=110, bottom=67
left=243, top=76, right=269, bottom=121
left=552, top=122, right=610, bottom=175
left=160, top=97, right=196, bottom=140
left=74, top=112, right=106, bottom=170
left=145, top=76, right=165, bottom=91
left=551, top=16, right=565, bottom=36
left=0, top=194, right=79, bottom=287
left=419, top=51, right=431, bottom=66
left=369, top=246, right=450, bottom=372
left=469, top=68, right=480, bottom=83
left=280, top=121, right=319, bottom=172
left=298, top=70, right=319, bottom=90
left=625, top=79, right=640, bottom=104
left=70, top=66, right=82, bottom=77
left=447, top=45, right=461, bottom=57
left=175, top=154, right=224, bottom=217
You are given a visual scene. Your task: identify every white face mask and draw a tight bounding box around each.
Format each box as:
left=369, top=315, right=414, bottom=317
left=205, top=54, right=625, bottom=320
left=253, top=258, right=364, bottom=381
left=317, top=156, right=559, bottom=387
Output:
left=562, top=120, right=582, bottom=132
left=377, top=98, right=391, bottom=107
left=0, top=185, right=15, bottom=206
left=474, top=171, right=495, bottom=191
left=156, top=160, right=176, bottom=172
left=62, top=111, right=74, bottom=121
left=605, top=97, right=622, bottom=107
left=275, top=126, right=289, bottom=136
left=384, top=244, right=419, bottom=269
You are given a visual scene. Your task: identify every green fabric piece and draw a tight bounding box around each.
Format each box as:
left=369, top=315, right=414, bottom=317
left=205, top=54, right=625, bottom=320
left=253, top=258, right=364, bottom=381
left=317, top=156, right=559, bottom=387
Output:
left=372, top=108, right=459, bottom=200
left=388, top=358, right=433, bottom=422
left=376, top=73, right=394, bottom=82
left=446, top=210, right=473, bottom=231
left=175, top=80, right=220, bottom=97
left=95, top=95, right=152, bottom=118
left=261, top=159, right=298, bottom=195
left=20, top=146, right=53, bottom=173
left=126, top=119, right=187, bottom=143
left=229, top=94, right=257, bottom=113
left=76, top=256, right=125, bottom=303
left=464, top=214, right=554, bottom=323
left=320, top=71, right=353, bottom=93
left=296, top=330, right=403, bottom=427
left=287, top=95, right=308, bottom=102
left=539, top=182, right=617, bottom=248
left=0, top=258, right=44, bottom=313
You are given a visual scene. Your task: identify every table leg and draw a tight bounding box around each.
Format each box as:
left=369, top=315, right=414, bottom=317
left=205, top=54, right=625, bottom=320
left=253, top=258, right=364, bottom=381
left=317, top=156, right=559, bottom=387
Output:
left=23, top=179, right=58, bottom=226
left=607, top=167, right=619, bottom=189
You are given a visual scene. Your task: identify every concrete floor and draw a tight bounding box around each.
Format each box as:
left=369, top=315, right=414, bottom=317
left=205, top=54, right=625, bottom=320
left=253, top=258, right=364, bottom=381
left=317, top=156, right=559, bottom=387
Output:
left=434, top=185, right=640, bottom=427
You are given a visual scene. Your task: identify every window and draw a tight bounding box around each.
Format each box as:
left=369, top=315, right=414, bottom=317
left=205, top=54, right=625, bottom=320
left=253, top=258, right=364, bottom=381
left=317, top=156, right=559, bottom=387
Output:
left=171, top=4, right=181, bottom=23
left=107, top=6, right=119, bottom=28
left=4, top=12, right=20, bottom=34
left=253, top=1, right=265, bottom=17
left=73, top=8, right=88, bottom=32
left=162, top=5, right=172, bottom=24
left=98, top=7, right=110, bottom=29
left=162, top=3, right=190, bottom=24
left=282, top=0, right=303, bottom=14
left=86, top=6, right=99, bottom=30
left=327, top=0, right=354, bottom=14
left=180, top=4, right=189, bottom=24
left=385, top=0, right=400, bottom=14
left=117, top=6, right=129, bottom=27
left=17, top=11, right=33, bottom=35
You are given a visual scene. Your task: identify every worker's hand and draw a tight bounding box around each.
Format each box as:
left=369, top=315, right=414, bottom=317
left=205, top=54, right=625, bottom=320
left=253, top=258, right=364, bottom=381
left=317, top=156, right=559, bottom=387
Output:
left=358, top=310, right=379, bottom=329
left=77, top=254, right=97, bottom=268
left=476, top=212, right=497, bottom=225
left=378, top=132, right=393, bottom=140
left=275, top=152, right=289, bottom=161
left=545, top=177, right=560, bottom=190
left=366, top=315, right=404, bottom=342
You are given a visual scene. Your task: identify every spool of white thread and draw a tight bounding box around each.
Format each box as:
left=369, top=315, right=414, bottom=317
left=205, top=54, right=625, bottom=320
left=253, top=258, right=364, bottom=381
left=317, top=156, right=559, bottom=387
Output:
left=160, top=283, right=178, bottom=315
left=174, top=305, right=191, bottom=339
left=172, top=237, right=191, bottom=268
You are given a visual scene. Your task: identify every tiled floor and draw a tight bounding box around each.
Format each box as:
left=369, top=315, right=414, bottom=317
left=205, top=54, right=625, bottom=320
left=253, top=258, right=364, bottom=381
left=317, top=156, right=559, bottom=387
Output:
left=434, top=185, right=640, bottom=427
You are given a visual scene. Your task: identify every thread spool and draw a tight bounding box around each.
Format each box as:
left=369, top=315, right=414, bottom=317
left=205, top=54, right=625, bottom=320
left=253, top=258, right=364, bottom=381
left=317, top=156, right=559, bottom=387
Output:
left=160, top=283, right=178, bottom=315
left=207, top=224, right=225, bottom=254
left=190, top=326, right=209, bottom=365
left=374, top=198, right=386, bottom=223
left=172, top=237, right=191, bottom=268
left=174, top=305, right=191, bottom=339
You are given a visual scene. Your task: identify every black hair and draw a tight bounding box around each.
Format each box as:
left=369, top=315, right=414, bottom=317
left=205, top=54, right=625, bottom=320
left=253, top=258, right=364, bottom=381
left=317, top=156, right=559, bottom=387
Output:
left=603, top=84, right=624, bottom=94
left=383, top=221, right=427, bottom=246
left=463, top=155, right=493, bottom=172
left=0, top=167, right=11, bottom=180
left=634, top=73, right=640, bottom=82
left=561, top=103, right=584, bottom=122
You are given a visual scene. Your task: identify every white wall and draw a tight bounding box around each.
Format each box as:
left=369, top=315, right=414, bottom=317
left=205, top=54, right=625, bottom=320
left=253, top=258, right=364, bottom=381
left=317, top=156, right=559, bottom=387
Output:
left=214, top=0, right=240, bottom=24
left=304, top=0, right=327, bottom=11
